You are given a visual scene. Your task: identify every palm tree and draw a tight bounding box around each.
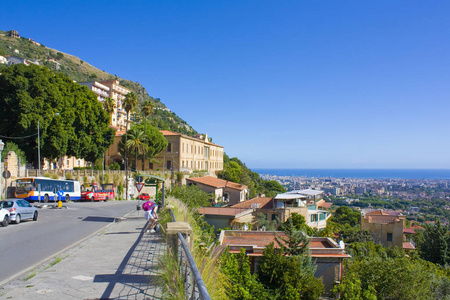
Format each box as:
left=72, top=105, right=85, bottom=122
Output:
left=103, top=97, right=116, bottom=115
left=142, top=100, right=154, bottom=122
left=123, top=92, right=137, bottom=201
left=140, top=100, right=154, bottom=170
left=126, top=128, right=148, bottom=171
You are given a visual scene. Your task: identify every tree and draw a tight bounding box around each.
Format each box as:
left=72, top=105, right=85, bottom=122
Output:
left=103, top=97, right=116, bottom=116
left=122, top=91, right=137, bottom=200
left=118, top=123, right=167, bottom=170
left=141, top=100, right=154, bottom=121
left=257, top=243, right=324, bottom=300
left=220, top=248, right=268, bottom=300
left=1, top=142, right=26, bottom=165
left=125, top=127, right=148, bottom=171
left=276, top=216, right=310, bottom=256
left=331, top=206, right=361, bottom=227
left=0, top=64, right=113, bottom=166
left=419, top=219, right=450, bottom=265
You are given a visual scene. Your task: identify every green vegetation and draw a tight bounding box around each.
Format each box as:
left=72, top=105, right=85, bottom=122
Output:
left=0, top=33, right=197, bottom=139
left=1, top=142, right=27, bottom=165
left=218, top=154, right=286, bottom=199
left=0, top=64, right=114, bottom=165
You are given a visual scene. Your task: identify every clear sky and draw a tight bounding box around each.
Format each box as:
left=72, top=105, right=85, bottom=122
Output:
left=2, top=1, right=450, bottom=169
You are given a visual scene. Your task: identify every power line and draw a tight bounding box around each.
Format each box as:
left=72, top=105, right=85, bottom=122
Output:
left=0, top=132, right=38, bottom=139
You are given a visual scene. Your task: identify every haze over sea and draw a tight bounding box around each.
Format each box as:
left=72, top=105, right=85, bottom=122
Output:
left=253, top=169, right=450, bottom=180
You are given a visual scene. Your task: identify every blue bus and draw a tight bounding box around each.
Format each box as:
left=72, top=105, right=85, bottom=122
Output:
left=15, top=177, right=81, bottom=202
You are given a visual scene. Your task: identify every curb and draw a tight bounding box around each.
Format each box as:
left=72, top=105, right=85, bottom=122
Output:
left=0, top=208, right=137, bottom=288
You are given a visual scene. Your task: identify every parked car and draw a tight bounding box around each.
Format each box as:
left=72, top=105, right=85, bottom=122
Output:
left=0, top=206, right=9, bottom=227
left=0, top=199, right=38, bottom=224
left=138, top=193, right=150, bottom=201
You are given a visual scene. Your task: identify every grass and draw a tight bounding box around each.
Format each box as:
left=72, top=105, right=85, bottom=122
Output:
left=23, top=272, right=37, bottom=281
left=158, top=197, right=229, bottom=300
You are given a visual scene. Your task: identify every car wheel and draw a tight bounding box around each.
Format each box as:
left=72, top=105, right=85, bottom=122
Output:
left=65, top=195, right=70, bottom=202
left=33, top=211, right=38, bottom=221
left=44, top=194, right=49, bottom=203
left=2, top=215, right=8, bottom=227
left=15, top=214, right=21, bottom=224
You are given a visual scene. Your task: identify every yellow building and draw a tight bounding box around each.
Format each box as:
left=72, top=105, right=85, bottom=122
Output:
left=99, top=80, right=131, bottom=131
left=361, top=210, right=415, bottom=250
left=151, top=131, right=224, bottom=174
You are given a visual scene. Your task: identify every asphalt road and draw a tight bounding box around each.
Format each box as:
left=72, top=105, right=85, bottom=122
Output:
left=0, top=200, right=140, bottom=284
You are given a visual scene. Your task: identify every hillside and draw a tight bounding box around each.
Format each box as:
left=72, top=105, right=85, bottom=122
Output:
left=0, top=30, right=197, bottom=136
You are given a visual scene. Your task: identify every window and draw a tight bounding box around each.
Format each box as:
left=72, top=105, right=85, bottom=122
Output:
left=319, top=213, right=326, bottom=221
left=149, top=163, right=153, bottom=170
left=166, top=160, right=172, bottom=170
left=310, top=214, right=318, bottom=222
left=387, top=233, right=393, bottom=242
left=167, top=143, right=172, bottom=153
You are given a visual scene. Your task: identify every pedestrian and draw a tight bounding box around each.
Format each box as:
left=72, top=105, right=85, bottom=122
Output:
left=143, top=200, right=158, bottom=233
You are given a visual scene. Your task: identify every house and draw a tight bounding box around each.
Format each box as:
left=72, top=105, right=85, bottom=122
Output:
left=186, top=176, right=247, bottom=205
left=270, top=189, right=331, bottom=229
left=219, top=230, right=350, bottom=294
left=151, top=131, right=224, bottom=175
left=361, top=210, right=415, bottom=250
left=197, top=207, right=254, bottom=232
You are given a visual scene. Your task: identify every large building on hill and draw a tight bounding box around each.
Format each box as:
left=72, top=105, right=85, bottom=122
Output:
left=151, top=131, right=224, bottom=175
left=104, top=130, right=224, bottom=174
left=80, top=79, right=131, bottom=131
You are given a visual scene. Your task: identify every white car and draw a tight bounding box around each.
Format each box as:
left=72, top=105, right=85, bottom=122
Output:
left=0, top=206, right=10, bottom=227
left=0, top=199, right=38, bottom=224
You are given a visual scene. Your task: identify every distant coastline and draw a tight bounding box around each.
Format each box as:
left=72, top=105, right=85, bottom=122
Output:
left=253, top=169, right=450, bottom=180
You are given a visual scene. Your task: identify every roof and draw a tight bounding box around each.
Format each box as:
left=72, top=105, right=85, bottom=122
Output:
left=366, top=210, right=395, bottom=216
left=403, top=228, right=416, bottom=234
left=231, top=197, right=274, bottom=209
left=220, top=231, right=350, bottom=258
left=365, top=215, right=400, bottom=224
left=186, top=176, right=247, bottom=191
left=160, top=130, right=181, bottom=136
left=318, top=202, right=333, bottom=209
left=159, top=130, right=223, bottom=147
left=287, top=189, right=324, bottom=196
left=197, top=207, right=252, bottom=217
left=403, top=241, right=416, bottom=250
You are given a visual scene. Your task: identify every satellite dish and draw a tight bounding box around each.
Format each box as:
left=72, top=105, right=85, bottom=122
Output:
left=339, top=240, right=345, bottom=248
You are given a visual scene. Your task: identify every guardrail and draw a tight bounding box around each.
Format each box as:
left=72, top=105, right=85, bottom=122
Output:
left=168, top=209, right=211, bottom=300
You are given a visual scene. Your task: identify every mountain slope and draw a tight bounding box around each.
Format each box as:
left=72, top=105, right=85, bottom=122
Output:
left=0, top=30, right=197, bottom=136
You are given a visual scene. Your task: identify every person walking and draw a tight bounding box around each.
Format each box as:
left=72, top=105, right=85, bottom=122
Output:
left=142, top=200, right=158, bottom=233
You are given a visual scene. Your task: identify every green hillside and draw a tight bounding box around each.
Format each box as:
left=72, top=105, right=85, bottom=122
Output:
left=0, top=30, right=197, bottom=136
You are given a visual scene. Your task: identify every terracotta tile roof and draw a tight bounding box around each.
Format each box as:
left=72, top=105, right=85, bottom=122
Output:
left=403, top=241, right=416, bottom=250
left=318, top=202, right=333, bottom=209
left=403, top=228, right=416, bottom=234
left=366, top=210, right=395, bottom=216
left=160, top=130, right=181, bottom=136
left=220, top=231, right=351, bottom=258
left=231, top=197, right=274, bottom=209
left=198, top=207, right=251, bottom=217
left=366, top=215, right=399, bottom=224
left=186, top=176, right=247, bottom=191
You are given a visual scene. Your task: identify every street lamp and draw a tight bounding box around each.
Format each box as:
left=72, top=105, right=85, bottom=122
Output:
left=38, top=113, right=59, bottom=176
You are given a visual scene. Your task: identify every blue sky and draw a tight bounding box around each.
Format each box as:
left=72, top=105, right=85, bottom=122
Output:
left=2, top=1, right=450, bottom=169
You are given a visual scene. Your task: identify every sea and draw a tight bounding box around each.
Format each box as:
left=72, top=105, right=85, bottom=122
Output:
left=252, top=169, right=450, bottom=180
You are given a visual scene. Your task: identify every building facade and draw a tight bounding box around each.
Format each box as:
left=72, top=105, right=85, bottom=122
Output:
left=152, top=131, right=224, bottom=175
left=99, top=80, right=131, bottom=131
left=186, top=176, right=248, bottom=205
left=361, top=210, right=415, bottom=250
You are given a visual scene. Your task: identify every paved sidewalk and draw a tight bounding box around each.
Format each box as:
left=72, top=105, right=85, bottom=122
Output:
left=0, top=209, right=167, bottom=299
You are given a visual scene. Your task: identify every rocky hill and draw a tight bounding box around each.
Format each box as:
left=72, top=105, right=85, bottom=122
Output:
left=0, top=30, right=197, bottom=136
